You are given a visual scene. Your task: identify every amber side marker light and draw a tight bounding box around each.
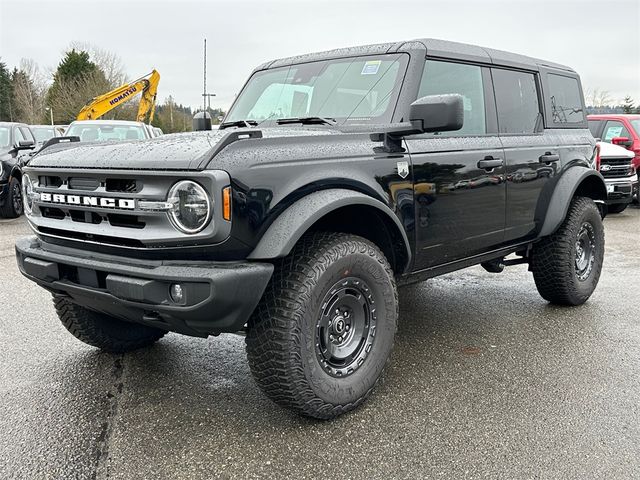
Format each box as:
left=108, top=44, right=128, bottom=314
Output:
left=222, top=186, right=231, bottom=221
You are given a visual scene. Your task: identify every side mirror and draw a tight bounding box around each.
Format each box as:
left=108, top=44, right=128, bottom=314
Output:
left=409, top=94, right=464, bottom=133
left=15, top=140, right=35, bottom=150
left=611, top=136, right=633, bottom=148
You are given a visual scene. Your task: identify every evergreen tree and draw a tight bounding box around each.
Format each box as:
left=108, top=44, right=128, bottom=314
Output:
left=0, top=60, right=14, bottom=121
left=622, top=96, right=635, bottom=114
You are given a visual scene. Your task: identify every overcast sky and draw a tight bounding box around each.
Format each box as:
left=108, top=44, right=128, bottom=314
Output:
left=1, top=0, right=639, bottom=110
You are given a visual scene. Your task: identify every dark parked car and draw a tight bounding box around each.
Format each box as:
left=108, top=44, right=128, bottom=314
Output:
left=16, top=39, right=606, bottom=419
left=0, top=122, right=36, bottom=217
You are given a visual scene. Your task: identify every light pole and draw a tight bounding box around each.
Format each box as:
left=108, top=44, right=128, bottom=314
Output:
left=45, top=107, right=54, bottom=126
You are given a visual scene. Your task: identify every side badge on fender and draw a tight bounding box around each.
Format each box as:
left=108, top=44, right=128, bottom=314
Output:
left=397, top=161, right=409, bottom=179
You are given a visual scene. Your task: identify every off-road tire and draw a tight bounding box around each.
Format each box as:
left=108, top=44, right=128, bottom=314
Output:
left=607, top=203, right=628, bottom=214
left=0, top=177, right=23, bottom=218
left=530, top=196, right=604, bottom=306
left=53, top=296, right=166, bottom=352
left=246, top=232, right=398, bottom=419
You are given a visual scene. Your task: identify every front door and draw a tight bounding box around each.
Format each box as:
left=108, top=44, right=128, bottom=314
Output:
left=405, top=59, right=506, bottom=270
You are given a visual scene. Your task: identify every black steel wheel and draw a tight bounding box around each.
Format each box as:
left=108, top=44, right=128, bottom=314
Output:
left=531, top=196, right=604, bottom=305
left=315, top=277, right=376, bottom=377
left=0, top=177, right=23, bottom=218
left=246, top=232, right=398, bottom=419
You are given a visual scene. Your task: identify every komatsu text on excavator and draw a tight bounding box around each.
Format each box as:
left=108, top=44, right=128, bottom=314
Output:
left=76, top=70, right=160, bottom=123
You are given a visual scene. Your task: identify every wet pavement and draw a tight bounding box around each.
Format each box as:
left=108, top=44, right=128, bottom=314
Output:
left=1, top=208, right=639, bottom=479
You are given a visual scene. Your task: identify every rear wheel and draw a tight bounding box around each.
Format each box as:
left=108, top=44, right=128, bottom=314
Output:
left=246, top=232, right=398, bottom=419
left=530, top=196, right=604, bottom=306
left=0, top=178, right=23, bottom=218
left=54, top=296, right=166, bottom=352
left=607, top=203, right=628, bottom=214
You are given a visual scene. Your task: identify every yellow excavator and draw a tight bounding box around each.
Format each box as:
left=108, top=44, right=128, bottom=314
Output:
left=77, top=70, right=160, bottom=123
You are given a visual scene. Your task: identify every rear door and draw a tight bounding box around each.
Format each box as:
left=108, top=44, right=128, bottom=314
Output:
left=405, top=59, right=506, bottom=270
left=492, top=68, right=557, bottom=242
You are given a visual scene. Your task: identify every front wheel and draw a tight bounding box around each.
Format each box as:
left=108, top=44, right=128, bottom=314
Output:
left=246, top=232, right=398, bottom=419
left=0, top=177, right=23, bottom=218
left=530, top=196, right=604, bottom=306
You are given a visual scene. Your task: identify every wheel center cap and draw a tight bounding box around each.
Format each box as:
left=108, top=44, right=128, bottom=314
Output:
left=333, top=317, right=345, bottom=334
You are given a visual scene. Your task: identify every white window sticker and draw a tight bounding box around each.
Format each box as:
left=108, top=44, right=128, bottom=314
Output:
left=604, top=126, right=623, bottom=141
left=361, top=60, right=381, bottom=75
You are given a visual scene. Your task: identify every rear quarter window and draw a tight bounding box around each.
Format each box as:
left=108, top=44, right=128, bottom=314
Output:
left=545, top=73, right=585, bottom=126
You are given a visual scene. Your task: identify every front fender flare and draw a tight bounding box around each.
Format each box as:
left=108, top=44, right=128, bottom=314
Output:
left=538, top=167, right=607, bottom=237
left=247, top=188, right=411, bottom=267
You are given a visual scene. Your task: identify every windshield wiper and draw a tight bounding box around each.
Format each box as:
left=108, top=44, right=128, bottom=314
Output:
left=276, top=116, right=337, bottom=126
left=219, top=119, right=258, bottom=129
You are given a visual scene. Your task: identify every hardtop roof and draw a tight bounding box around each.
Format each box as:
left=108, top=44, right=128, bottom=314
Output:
left=257, top=38, right=574, bottom=73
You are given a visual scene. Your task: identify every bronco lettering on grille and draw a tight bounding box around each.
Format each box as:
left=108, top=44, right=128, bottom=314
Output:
left=39, top=192, right=135, bottom=209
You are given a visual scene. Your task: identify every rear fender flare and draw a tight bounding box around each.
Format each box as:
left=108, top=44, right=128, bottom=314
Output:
left=538, top=167, right=607, bottom=237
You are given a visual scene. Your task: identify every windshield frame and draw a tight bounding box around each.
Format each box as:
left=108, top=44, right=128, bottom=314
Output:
left=225, top=53, right=410, bottom=127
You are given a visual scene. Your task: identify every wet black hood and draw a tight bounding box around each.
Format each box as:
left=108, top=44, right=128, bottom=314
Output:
left=26, top=127, right=343, bottom=171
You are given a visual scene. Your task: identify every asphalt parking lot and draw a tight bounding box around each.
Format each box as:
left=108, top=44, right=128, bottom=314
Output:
left=1, top=209, right=639, bottom=480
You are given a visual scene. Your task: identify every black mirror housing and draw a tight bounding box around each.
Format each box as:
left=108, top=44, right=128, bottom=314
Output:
left=409, top=94, right=464, bottom=133
left=16, top=140, right=35, bottom=150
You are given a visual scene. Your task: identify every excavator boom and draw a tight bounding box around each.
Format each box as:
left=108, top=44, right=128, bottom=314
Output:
left=77, top=70, right=160, bottom=123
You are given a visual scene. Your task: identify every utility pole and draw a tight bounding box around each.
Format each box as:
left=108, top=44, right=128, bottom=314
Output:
left=203, top=38, right=207, bottom=113
left=202, top=37, right=216, bottom=115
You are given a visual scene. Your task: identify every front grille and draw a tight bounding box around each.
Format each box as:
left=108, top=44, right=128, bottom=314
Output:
left=25, top=168, right=229, bottom=249
left=601, top=156, right=634, bottom=178
left=38, top=226, right=147, bottom=248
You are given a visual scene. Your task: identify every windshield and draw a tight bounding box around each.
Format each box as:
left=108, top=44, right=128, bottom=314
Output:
left=67, top=123, right=147, bottom=142
left=0, top=127, right=9, bottom=148
left=32, top=127, right=55, bottom=143
left=225, top=54, right=409, bottom=125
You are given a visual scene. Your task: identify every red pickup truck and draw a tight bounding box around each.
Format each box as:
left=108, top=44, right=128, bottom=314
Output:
left=588, top=114, right=640, bottom=170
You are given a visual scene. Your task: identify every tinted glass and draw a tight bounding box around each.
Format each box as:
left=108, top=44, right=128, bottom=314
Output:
left=629, top=119, right=640, bottom=137
left=14, top=127, right=25, bottom=144
left=587, top=119, right=602, bottom=137
left=0, top=127, right=9, bottom=148
left=226, top=54, right=408, bottom=124
left=547, top=74, right=585, bottom=123
left=418, top=60, right=486, bottom=135
left=20, top=127, right=35, bottom=143
left=493, top=69, right=540, bottom=134
left=602, top=121, right=630, bottom=142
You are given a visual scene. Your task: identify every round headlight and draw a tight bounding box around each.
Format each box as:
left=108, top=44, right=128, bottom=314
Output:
left=22, top=174, right=35, bottom=214
left=167, top=180, right=212, bottom=234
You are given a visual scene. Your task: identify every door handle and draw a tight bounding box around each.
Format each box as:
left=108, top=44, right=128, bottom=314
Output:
left=477, top=157, right=503, bottom=170
left=539, top=152, right=560, bottom=163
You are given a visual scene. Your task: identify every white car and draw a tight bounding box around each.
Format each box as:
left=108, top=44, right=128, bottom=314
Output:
left=66, top=120, right=152, bottom=143
left=597, top=141, right=637, bottom=214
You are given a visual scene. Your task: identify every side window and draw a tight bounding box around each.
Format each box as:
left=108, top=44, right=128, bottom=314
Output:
left=13, top=127, right=25, bottom=145
left=418, top=60, right=486, bottom=136
left=546, top=74, right=585, bottom=124
left=20, top=127, right=35, bottom=143
left=492, top=69, right=540, bottom=134
left=587, top=120, right=602, bottom=138
left=602, top=121, right=630, bottom=142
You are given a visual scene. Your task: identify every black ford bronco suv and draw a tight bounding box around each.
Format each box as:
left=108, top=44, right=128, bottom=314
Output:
left=16, top=39, right=606, bottom=419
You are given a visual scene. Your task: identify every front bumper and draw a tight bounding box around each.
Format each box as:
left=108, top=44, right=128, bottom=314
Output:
left=15, top=236, right=274, bottom=337
left=604, top=176, right=638, bottom=205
